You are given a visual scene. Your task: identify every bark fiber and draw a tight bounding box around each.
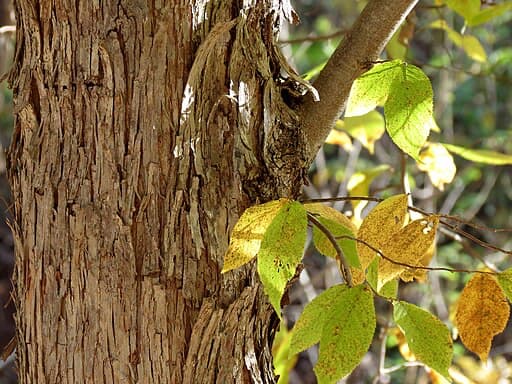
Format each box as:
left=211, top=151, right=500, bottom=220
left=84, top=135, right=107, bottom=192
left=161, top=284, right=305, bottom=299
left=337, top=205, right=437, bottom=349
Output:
left=8, top=0, right=306, bottom=383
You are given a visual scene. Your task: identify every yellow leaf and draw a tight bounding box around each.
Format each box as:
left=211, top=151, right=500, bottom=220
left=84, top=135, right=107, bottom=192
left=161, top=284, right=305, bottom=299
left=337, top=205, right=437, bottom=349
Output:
left=455, top=273, right=510, bottom=361
left=325, top=129, right=353, bottom=151
left=399, top=241, right=435, bottom=283
left=222, top=199, right=289, bottom=273
left=355, top=194, right=409, bottom=284
left=461, top=35, right=487, bottom=63
left=378, top=216, right=439, bottom=290
left=417, top=143, right=456, bottom=191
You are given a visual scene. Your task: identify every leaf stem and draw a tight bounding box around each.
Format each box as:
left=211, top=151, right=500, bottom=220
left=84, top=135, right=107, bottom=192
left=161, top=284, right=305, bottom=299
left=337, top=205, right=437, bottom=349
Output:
left=307, top=213, right=354, bottom=287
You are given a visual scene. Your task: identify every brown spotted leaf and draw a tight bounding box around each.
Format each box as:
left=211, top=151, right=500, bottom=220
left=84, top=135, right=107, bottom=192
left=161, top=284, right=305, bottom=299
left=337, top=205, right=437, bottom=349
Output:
left=377, top=216, right=438, bottom=290
left=355, top=194, right=409, bottom=284
left=455, top=273, right=510, bottom=361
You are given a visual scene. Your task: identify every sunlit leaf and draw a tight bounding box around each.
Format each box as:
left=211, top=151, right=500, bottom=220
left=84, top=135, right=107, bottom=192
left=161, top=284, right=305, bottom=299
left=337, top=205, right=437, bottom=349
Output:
left=336, top=111, right=385, bottom=154
left=355, top=194, right=409, bottom=284
left=455, top=273, right=510, bottom=361
left=446, top=0, right=481, bottom=22
left=258, top=201, right=307, bottom=317
left=345, top=61, right=400, bottom=117
left=442, top=143, right=512, bottom=165
left=417, top=143, right=456, bottom=191
left=346, top=60, right=434, bottom=159
left=385, top=63, right=435, bottom=160
left=289, top=284, right=348, bottom=356
left=378, top=216, right=439, bottom=290
left=305, top=204, right=360, bottom=268
left=222, top=199, right=289, bottom=273
left=497, top=268, right=512, bottom=302
left=387, top=28, right=407, bottom=60
left=315, top=285, right=375, bottom=384
left=347, top=164, right=391, bottom=225
left=394, top=302, right=453, bottom=378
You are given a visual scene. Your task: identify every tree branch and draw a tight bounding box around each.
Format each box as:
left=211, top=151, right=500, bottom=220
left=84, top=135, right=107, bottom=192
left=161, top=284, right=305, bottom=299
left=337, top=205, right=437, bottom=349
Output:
left=299, top=0, right=419, bottom=162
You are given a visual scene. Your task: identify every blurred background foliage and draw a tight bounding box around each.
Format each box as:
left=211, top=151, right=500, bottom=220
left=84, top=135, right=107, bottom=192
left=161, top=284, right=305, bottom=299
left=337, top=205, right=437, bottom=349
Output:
left=278, top=1, right=512, bottom=383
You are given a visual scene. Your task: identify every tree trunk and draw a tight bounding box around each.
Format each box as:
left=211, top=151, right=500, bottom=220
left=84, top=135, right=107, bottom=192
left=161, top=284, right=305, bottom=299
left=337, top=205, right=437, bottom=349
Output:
left=8, top=1, right=306, bottom=383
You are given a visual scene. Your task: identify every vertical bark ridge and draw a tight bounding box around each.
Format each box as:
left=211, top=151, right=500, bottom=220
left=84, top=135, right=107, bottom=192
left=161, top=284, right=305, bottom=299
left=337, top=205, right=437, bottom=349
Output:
left=9, top=0, right=302, bottom=383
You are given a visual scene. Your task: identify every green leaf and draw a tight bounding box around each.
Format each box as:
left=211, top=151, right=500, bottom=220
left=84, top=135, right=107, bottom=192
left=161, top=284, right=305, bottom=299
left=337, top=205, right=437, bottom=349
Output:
left=346, top=60, right=435, bottom=159
left=306, top=204, right=360, bottom=268
left=385, top=63, right=435, bottom=159
left=442, top=143, right=512, bottom=165
left=497, top=268, right=512, bottom=302
left=273, top=323, right=298, bottom=384
left=315, top=285, right=375, bottom=384
left=446, top=0, right=481, bottom=22
left=469, top=3, right=512, bottom=26
left=366, top=258, right=398, bottom=298
left=222, top=199, right=289, bottom=273
left=393, top=302, right=453, bottom=379
left=258, top=201, right=307, bottom=318
left=345, top=61, right=401, bottom=117
left=289, top=284, right=349, bottom=356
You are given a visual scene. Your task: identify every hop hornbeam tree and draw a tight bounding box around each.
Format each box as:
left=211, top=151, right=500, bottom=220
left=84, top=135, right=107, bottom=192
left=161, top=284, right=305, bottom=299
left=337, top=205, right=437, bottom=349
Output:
left=4, top=0, right=512, bottom=383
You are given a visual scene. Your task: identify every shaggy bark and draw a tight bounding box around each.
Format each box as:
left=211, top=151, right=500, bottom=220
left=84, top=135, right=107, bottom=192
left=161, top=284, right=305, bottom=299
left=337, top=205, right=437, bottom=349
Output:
left=7, top=1, right=417, bottom=383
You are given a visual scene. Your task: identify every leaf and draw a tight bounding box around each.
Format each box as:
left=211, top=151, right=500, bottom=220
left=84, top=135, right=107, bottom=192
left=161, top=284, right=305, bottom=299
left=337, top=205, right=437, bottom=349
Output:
left=429, top=20, right=486, bottom=62
left=497, top=268, right=512, bottom=302
left=399, top=241, right=435, bottom=283
left=346, top=60, right=435, bottom=159
left=345, top=61, right=401, bottom=117
left=417, top=143, right=456, bottom=191
left=305, top=204, right=360, bottom=268
left=289, top=284, right=349, bottom=356
left=385, top=63, right=435, bottom=159
left=314, top=285, right=375, bottom=384
left=325, top=129, right=352, bottom=151
left=336, top=110, right=385, bottom=154
left=469, top=3, right=512, bottom=26
left=222, top=199, right=289, bottom=273
left=378, top=216, right=439, bottom=290
left=273, top=323, right=298, bottom=384
left=442, top=143, right=512, bottom=165
left=455, top=273, right=510, bottom=361
left=258, top=201, right=307, bottom=317
left=394, top=302, right=453, bottom=378
left=367, top=258, right=398, bottom=298
left=446, top=0, right=481, bottom=22
left=355, top=194, right=409, bottom=284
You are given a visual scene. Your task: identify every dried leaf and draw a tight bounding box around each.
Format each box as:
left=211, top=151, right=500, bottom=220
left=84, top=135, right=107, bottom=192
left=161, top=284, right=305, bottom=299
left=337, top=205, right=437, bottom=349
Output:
left=378, top=216, right=439, bottom=290
left=355, top=194, right=409, bottom=284
left=455, top=273, right=510, bottom=361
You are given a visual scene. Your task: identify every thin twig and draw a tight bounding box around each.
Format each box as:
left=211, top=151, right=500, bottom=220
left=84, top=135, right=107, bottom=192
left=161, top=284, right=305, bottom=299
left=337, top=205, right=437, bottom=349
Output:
left=337, top=234, right=497, bottom=275
left=307, top=212, right=353, bottom=287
